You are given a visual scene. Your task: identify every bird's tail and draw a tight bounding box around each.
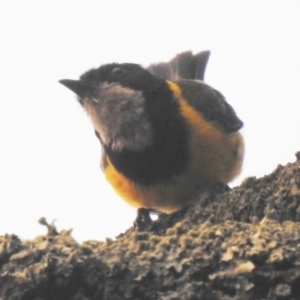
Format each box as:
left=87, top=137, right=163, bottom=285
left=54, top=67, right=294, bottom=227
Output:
left=147, top=50, right=210, bottom=81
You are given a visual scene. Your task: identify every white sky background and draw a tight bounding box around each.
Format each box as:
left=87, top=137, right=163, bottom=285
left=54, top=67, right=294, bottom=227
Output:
left=0, top=1, right=300, bottom=242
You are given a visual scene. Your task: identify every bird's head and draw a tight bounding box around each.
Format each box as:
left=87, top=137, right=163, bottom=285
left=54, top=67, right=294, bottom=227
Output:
left=59, top=63, right=166, bottom=152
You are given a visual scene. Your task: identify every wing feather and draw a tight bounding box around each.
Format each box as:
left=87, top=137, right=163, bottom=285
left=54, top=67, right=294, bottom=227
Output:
left=176, top=80, right=243, bottom=133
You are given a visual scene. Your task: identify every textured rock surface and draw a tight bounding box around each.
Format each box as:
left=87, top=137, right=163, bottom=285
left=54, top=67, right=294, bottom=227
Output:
left=1, top=153, right=300, bottom=300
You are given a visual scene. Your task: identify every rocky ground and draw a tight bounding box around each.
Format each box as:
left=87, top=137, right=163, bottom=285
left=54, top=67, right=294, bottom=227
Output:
left=1, top=153, right=300, bottom=300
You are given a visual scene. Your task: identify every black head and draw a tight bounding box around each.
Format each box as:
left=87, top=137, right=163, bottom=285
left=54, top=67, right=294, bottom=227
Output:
left=59, top=63, right=167, bottom=152
left=59, top=63, right=164, bottom=101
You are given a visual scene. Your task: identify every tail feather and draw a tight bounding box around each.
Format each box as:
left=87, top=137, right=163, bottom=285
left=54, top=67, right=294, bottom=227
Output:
left=147, top=50, right=210, bottom=81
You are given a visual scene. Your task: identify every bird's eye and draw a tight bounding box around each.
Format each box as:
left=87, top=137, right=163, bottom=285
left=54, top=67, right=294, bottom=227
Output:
left=111, top=67, right=126, bottom=75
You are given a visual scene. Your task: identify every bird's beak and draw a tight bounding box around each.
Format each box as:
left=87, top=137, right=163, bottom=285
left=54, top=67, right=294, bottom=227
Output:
left=59, top=79, right=96, bottom=98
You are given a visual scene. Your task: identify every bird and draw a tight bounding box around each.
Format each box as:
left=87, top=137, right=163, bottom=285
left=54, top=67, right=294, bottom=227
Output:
left=59, top=50, right=244, bottom=213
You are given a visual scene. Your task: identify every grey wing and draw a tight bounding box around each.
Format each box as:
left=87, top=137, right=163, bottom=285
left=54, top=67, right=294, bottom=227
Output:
left=176, top=80, right=243, bottom=133
left=147, top=50, right=211, bottom=81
